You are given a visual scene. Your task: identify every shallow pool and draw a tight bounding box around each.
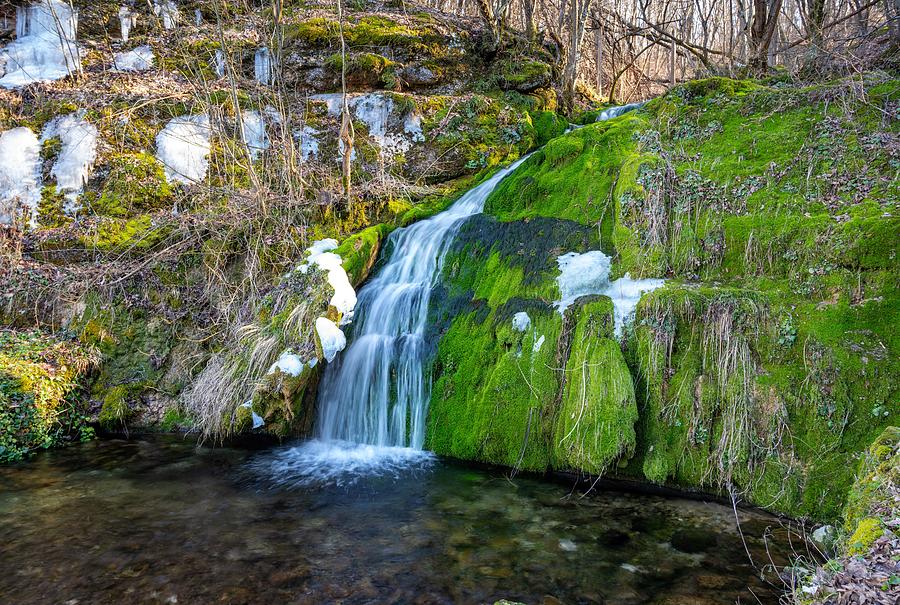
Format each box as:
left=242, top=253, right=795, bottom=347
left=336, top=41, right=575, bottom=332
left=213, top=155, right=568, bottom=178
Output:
left=0, top=437, right=800, bottom=604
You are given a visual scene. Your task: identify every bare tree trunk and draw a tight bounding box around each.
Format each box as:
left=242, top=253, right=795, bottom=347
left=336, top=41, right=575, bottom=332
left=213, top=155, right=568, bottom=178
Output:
left=337, top=0, right=354, bottom=202
left=561, top=0, right=595, bottom=112
left=749, top=0, right=783, bottom=72
left=594, top=13, right=603, bottom=97
left=523, top=0, right=536, bottom=40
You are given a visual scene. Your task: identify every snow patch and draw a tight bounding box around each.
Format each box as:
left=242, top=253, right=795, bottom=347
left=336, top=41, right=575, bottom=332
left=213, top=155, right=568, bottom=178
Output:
left=155, top=114, right=211, bottom=184
left=511, top=311, right=531, bottom=332
left=113, top=44, right=154, bottom=72
left=301, top=239, right=356, bottom=322
left=298, top=125, right=320, bottom=162
left=315, top=317, right=346, bottom=363
left=0, top=127, right=42, bottom=226
left=268, top=352, right=305, bottom=377
left=41, top=112, right=98, bottom=215
left=0, top=1, right=81, bottom=89
left=555, top=250, right=664, bottom=336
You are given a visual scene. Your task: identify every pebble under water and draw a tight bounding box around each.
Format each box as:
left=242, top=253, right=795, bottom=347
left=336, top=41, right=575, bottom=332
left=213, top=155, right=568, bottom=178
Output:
left=0, top=436, right=801, bottom=604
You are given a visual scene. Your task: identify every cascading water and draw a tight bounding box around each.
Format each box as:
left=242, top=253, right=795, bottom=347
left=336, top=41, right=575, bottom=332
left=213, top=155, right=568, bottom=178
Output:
left=256, top=156, right=528, bottom=485
left=316, top=156, right=528, bottom=450
left=255, top=104, right=647, bottom=486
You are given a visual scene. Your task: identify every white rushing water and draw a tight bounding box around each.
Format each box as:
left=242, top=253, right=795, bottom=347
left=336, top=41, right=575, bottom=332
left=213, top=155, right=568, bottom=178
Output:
left=0, top=0, right=80, bottom=89
left=596, top=102, right=644, bottom=121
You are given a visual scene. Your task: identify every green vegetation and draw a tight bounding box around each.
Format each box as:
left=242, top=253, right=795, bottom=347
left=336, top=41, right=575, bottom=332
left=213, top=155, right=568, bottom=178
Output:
left=0, top=330, right=98, bottom=462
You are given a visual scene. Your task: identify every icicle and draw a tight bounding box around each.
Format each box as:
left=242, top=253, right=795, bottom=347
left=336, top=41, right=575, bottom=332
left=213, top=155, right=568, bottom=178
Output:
left=40, top=112, right=98, bottom=216
left=0, top=1, right=81, bottom=89
left=213, top=49, right=225, bottom=77
left=194, top=8, right=202, bottom=26
left=254, top=47, right=270, bottom=85
left=0, top=127, right=42, bottom=226
left=153, top=0, right=179, bottom=30
left=118, top=6, right=136, bottom=42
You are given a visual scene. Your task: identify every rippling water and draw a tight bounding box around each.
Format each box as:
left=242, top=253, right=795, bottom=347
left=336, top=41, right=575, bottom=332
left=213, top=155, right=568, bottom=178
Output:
left=0, top=437, right=800, bottom=604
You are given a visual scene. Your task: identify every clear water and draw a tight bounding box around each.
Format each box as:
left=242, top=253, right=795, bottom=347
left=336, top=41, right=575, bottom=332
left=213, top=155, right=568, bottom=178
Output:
left=0, top=437, right=800, bottom=604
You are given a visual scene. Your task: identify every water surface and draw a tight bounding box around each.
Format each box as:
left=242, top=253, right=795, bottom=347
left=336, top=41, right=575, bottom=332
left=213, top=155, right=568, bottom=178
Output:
left=0, top=437, right=798, bottom=604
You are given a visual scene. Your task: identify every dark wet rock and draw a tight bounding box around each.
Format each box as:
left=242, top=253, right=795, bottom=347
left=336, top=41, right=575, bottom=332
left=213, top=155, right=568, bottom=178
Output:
left=670, top=527, right=718, bottom=554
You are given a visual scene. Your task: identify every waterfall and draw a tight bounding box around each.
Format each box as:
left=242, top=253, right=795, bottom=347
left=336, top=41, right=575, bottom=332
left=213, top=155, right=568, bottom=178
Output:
left=314, top=156, right=529, bottom=450
left=596, top=102, right=644, bottom=121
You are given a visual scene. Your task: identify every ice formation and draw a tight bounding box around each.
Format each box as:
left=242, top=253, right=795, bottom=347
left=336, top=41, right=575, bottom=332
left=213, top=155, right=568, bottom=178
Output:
left=555, top=250, right=664, bottom=336
left=118, top=6, right=136, bottom=42
left=213, top=49, right=225, bottom=77
left=241, top=110, right=268, bottom=160
left=113, top=45, right=154, bottom=72
left=254, top=47, right=271, bottom=85
left=511, top=311, right=531, bottom=332
left=153, top=1, right=179, bottom=30
left=41, top=112, right=98, bottom=214
left=312, top=92, right=424, bottom=157
left=0, top=127, right=42, bottom=226
left=268, top=352, right=305, bottom=377
left=155, top=114, right=211, bottom=184
left=239, top=401, right=265, bottom=429
left=0, top=1, right=81, bottom=89
left=315, top=317, right=347, bottom=363
left=298, top=125, right=320, bottom=162
left=300, top=239, right=357, bottom=322
left=194, top=8, right=202, bottom=26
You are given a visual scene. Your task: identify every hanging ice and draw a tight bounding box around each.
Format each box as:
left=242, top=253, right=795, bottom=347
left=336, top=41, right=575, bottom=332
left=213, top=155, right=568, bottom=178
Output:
left=118, top=6, right=136, bottom=42
left=240, top=402, right=265, bottom=429
left=254, top=47, right=270, bottom=85
left=512, top=312, right=531, bottom=332
left=0, top=1, right=81, bottom=89
left=0, top=127, right=41, bottom=226
left=213, top=49, right=225, bottom=77
left=554, top=250, right=664, bottom=336
left=155, top=114, right=211, bottom=184
left=113, top=45, right=154, bottom=72
left=316, top=317, right=347, bottom=363
left=241, top=110, right=268, bottom=160
left=194, top=8, right=202, bottom=26
left=153, top=0, right=179, bottom=30
left=41, top=112, right=98, bottom=215
left=312, top=92, right=424, bottom=157
left=298, top=125, right=319, bottom=162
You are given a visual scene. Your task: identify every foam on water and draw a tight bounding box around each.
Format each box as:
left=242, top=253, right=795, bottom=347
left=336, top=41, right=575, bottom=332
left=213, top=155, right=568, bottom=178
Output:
left=250, top=439, right=435, bottom=488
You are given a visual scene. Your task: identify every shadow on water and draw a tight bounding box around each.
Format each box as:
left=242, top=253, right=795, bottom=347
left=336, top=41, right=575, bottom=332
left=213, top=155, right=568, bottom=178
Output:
left=0, top=436, right=803, bottom=604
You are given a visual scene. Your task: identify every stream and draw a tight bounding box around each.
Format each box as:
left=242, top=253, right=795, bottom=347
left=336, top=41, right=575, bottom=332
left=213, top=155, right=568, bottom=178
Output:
left=0, top=436, right=801, bottom=604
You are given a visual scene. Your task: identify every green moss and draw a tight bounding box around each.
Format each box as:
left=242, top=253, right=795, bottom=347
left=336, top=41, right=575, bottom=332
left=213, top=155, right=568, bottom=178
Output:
left=335, top=224, right=391, bottom=286
left=82, top=215, right=169, bottom=254
left=0, top=330, right=98, bottom=462
left=92, top=153, right=172, bottom=217
left=37, top=185, right=71, bottom=228
left=847, top=518, right=884, bottom=555
left=529, top=110, right=568, bottom=146
left=98, top=384, right=135, bottom=429
left=552, top=299, right=638, bottom=473
left=285, top=15, right=443, bottom=56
